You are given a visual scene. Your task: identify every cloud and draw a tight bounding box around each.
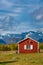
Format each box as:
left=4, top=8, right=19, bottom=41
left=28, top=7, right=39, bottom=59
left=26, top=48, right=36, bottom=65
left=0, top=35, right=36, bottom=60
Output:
left=38, top=28, right=43, bottom=32
left=13, top=8, right=22, bottom=13
left=0, top=16, right=6, bottom=19
left=0, top=10, right=20, bottom=17
left=14, top=22, right=37, bottom=33
left=36, top=14, right=43, bottom=20
left=28, top=4, right=42, bottom=13
left=0, top=0, right=14, bottom=13
left=7, top=13, right=20, bottom=16
left=13, top=4, right=33, bottom=7
left=0, top=0, right=43, bottom=34
left=0, top=0, right=13, bottom=8
left=0, top=30, right=12, bottom=35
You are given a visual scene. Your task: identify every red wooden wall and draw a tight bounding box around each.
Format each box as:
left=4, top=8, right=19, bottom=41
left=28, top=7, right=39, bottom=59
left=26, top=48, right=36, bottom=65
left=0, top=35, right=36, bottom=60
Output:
left=18, top=38, right=38, bottom=53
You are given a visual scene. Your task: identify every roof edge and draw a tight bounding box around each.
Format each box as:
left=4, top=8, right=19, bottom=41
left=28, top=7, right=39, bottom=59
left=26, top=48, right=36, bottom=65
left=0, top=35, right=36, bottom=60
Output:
left=18, top=37, right=39, bottom=44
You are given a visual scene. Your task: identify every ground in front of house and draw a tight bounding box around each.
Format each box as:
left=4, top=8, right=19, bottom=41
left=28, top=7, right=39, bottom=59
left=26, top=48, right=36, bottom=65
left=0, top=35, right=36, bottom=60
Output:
left=0, top=51, right=43, bottom=65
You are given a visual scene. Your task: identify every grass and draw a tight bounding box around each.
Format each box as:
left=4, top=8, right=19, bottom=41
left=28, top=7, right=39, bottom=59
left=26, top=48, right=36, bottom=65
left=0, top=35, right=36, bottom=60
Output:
left=0, top=51, right=43, bottom=65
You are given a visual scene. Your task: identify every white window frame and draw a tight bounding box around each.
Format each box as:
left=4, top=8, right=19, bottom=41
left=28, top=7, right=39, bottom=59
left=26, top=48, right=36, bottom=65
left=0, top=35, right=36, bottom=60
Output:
left=24, top=45, right=27, bottom=50
left=30, top=45, right=33, bottom=50
left=24, top=45, right=33, bottom=50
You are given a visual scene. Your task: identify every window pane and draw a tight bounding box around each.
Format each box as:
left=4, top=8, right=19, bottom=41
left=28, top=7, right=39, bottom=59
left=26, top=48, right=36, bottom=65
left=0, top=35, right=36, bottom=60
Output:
left=26, top=46, right=30, bottom=49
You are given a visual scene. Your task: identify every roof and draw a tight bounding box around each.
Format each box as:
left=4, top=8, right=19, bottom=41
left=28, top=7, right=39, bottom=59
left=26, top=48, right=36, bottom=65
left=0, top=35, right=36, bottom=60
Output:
left=18, top=37, right=39, bottom=44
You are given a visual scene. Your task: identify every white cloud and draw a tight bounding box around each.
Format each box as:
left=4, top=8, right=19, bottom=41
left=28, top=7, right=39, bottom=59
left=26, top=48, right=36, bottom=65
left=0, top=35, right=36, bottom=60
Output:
left=38, top=28, right=43, bottom=32
left=28, top=4, right=42, bottom=13
left=14, top=4, right=33, bottom=7
left=36, top=14, right=43, bottom=20
left=0, top=16, right=6, bottom=19
left=0, top=29, right=3, bottom=31
left=0, top=0, right=13, bottom=10
left=0, top=13, right=20, bottom=18
left=0, top=23, right=2, bottom=27
left=0, top=31, right=11, bottom=35
left=7, top=13, right=20, bottom=16
left=13, top=8, right=22, bottom=13
left=1, top=0, right=13, bottom=7
left=40, top=28, right=43, bottom=31
left=0, top=30, right=21, bottom=35
left=14, top=22, right=37, bottom=33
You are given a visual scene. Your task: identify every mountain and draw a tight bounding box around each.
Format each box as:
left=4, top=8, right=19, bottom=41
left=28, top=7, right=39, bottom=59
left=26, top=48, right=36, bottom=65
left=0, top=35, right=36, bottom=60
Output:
left=38, top=38, right=43, bottom=42
left=0, top=39, right=6, bottom=44
left=27, top=31, right=43, bottom=42
left=0, top=31, right=43, bottom=44
left=0, top=34, right=22, bottom=44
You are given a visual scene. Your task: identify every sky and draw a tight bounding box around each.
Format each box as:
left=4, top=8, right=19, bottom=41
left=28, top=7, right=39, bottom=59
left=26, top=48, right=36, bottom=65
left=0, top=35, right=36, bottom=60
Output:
left=0, top=0, right=43, bottom=34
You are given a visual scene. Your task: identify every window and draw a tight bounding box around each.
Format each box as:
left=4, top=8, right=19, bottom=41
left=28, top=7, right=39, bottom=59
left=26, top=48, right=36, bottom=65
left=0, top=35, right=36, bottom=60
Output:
left=26, top=45, right=30, bottom=49
left=24, top=45, right=33, bottom=50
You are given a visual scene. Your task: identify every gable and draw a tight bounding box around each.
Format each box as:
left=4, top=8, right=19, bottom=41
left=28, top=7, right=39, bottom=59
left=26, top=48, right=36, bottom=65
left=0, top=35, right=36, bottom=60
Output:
left=18, top=38, right=29, bottom=44
left=18, top=37, right=39, bottom=44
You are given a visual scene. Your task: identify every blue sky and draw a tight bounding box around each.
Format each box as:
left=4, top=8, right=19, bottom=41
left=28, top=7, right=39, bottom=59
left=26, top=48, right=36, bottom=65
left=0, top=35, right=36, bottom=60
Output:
left=0, top=0, right=43, bottom=34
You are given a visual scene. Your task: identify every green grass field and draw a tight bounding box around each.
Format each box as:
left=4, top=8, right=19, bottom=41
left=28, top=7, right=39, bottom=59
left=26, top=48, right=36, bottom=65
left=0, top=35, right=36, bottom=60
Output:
left=0, top=51, right=43, bottom=65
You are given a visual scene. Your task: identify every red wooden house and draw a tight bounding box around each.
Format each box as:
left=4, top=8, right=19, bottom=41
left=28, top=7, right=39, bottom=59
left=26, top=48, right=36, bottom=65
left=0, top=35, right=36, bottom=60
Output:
left=18, top=36, right=39, bottom=53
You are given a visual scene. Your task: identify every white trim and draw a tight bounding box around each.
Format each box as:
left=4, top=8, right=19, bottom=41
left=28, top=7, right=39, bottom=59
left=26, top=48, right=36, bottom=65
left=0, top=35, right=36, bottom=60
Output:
left=30, top=45, right=33, bottom=50
left=37, top=43, right=39, bottom=53
left=28, top=37, right=39, bottom=43
left=24, top=45, right=27, bottom=50
left=18, top=44, right=19, bottom=54
left=18, top=37, right=39, bottom=44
